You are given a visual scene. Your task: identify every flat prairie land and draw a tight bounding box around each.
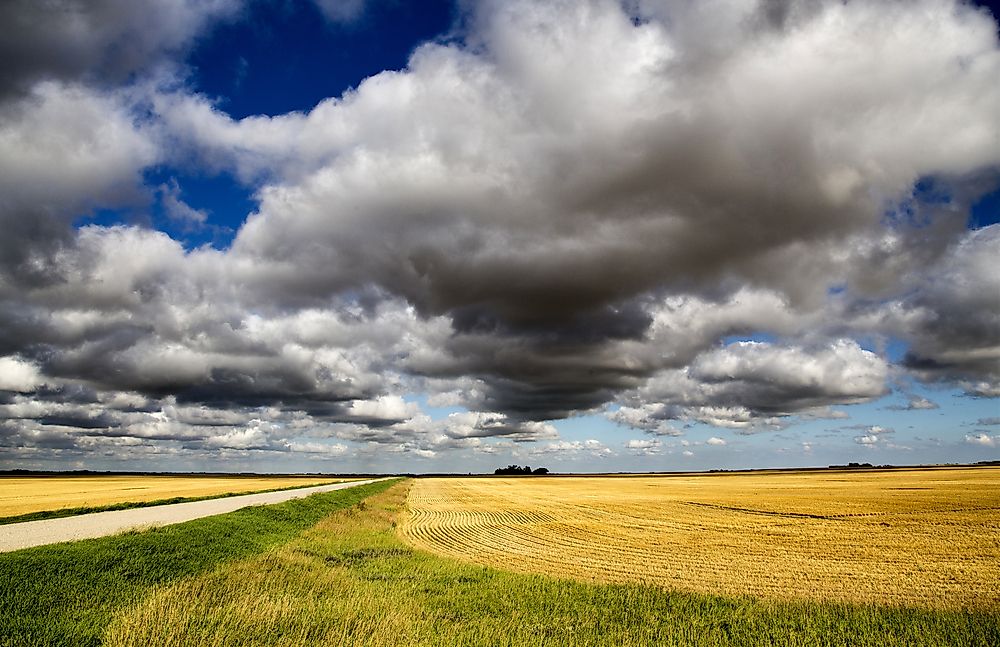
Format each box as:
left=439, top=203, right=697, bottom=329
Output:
left=3, top=479, right=996, bottom=646
left=399, top=467, right=1000, bottom=610
left=0, top=475, right=352, bottom=519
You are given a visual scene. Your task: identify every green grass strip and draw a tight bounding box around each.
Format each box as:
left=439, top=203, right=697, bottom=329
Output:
left=0, top=479, right=357, bottom=526
left=0, top=478, right=398, bottom=647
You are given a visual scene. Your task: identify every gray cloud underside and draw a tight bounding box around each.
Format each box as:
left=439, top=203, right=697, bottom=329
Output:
left=0, top=0, right=239, bottom=100
left=1, top=0, right=999, bottom=460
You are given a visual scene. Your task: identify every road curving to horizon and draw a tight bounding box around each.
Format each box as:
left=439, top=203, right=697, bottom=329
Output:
left=0, top=478, right=388, bottom=553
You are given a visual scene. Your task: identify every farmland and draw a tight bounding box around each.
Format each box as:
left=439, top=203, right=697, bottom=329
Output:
left=2, top=477, right=997, bottom=646
left=0, top=474, right=352, bottom=521
left=400, top=467, right=1000, bottom=610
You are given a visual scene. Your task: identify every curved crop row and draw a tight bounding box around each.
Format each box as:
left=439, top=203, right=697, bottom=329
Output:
left=398, top=469, right=1000, bottom=609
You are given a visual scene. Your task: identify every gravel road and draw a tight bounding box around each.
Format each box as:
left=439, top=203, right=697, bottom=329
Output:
left=0, top=478, right=386, bottom=553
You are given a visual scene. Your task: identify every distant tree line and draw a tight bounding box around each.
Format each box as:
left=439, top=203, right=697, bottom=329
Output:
left=494, top=465, right=549, bottom=475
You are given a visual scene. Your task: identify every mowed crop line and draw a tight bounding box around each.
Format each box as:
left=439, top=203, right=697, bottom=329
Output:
left=398, top=469, right=1000, bottom=609
left=407, top=502, right=895, bottom=602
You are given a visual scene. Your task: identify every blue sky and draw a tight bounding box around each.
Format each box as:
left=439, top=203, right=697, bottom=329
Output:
left=0, top=0, right=998, bottom=473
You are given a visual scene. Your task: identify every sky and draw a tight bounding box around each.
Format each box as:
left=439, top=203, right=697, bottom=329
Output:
left=0, top=0, right=998, bottom=474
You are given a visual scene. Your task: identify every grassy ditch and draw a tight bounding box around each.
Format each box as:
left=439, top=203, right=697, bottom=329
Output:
left=0, top=479, right=397, bottom=647
left=101, top=480, right=997, bottom=647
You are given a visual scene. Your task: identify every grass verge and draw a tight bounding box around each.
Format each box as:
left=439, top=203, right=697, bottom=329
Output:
left=0, top=479, right=357, bottom=526
left=102, top=480, right=997, bottom=647
left=0, top=479, right=398, bottom=647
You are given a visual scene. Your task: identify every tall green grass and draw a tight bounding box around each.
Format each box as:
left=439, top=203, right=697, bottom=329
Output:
left=0, top=479, right=398, bottom=647
left=103, top=481, right=997, bottom=647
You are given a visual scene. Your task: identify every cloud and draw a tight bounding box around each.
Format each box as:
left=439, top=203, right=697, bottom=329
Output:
left=147, top=0, right=999, bottom=422
left=340, top=396, right=422, bottom=426
left=624, top=438, right=661, bottom=455
left=529, top=439, right=611, bottom=458
left=690, top=340, right=889, bottom=410
left=0, top=82, right=158, bottom=284
left=706, top=436, right=726, bottom=446
left=851, top=424, right=895, bottom=446
left=614, top=339, right=888, bottom=431
left=886, top=396, right=939, bottom=411
left=0, top=0, right=241, bottom=101
left=894, top=227, right=1000, bottom=397
left=965, top=433, right=997, bottom=448
left=608, top=404, right=684, bottom=436
left=312, top=0, right=367, bottom=25
left=0, top=358, right=44, bottom=393
left=288, top=440, right=348, bottom=456
left=1, top=0, right=999, bottom=467
left=434, top=412, right=558, bottom=442
left=158, top=180, right=208, bottom=228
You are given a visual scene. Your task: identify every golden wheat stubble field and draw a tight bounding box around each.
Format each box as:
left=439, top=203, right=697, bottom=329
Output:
left=0, top=475, right=351, bottom=518
left=399, top=467, right=1000, bottom=610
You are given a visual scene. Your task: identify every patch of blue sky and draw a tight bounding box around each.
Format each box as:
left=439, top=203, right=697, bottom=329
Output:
left=911, top=176, right=953, bottom=206
left=186, top=0, right=456, bottom=119
left=826, top=283, right=847, bottom=296
left=144, top=167, right=257, bottom=249
left=883, top=173, right=999, bottom=232
left=85, top=1, right=457, bottom=252
left=850, top=335, right=909, bottom=362
left=73, top=168, right=257, bottom=250
left=720, top=332, right=779, bottom=346
left=814, top=386, right=996, bottom=446
left=969, top=181, right=1000, bottom=229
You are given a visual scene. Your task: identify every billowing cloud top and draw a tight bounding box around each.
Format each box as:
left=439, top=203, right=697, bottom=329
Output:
left=0, top=0, right=998, bottom=471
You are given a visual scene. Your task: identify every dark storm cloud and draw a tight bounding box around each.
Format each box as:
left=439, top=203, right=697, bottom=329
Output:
left=157, top=0, right=996, bottom=418
left=884, top=226, right=1000, bottom=396
left=428, top=302, right=654, bottom=419
left=0, top=0, right=240, bottom=101
left=0, top=422, right=81, bottom=450
left=37, top=413, right=117, bottom=430
left=0, top=209, right=77, bottom=288
left=0, top=83, right=158, bottom=286
left=1, top=0, right=999, bottom=465
left=406, top=328, right=650, bottom=419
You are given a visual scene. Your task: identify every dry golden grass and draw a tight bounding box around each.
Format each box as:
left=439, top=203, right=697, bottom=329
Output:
left=399, top=467, right=1000, bottom=610
left=0, top=475, right=351, bottom=517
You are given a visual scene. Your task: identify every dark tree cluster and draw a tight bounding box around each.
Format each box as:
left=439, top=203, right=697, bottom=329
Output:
left=494, top=465, right=549, bottom=475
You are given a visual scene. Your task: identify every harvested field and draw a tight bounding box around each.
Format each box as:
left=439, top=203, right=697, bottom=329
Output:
left=0, top=475, right=351, bottom=518
left=399, top=467, right=1000, bottom=610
